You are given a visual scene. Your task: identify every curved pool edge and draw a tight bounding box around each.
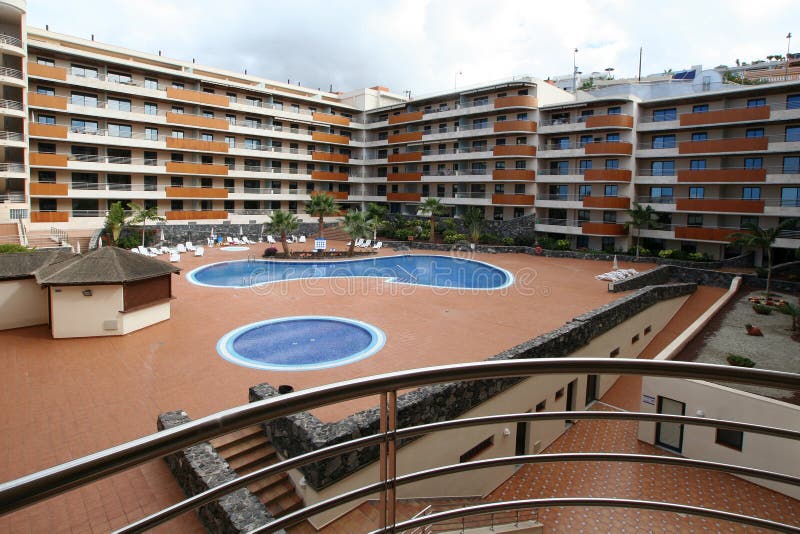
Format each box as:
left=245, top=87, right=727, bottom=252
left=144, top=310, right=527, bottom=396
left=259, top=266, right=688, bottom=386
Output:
left=216, top=316, right=387, bottom=371
left=187, top=254, right=515, bottom=291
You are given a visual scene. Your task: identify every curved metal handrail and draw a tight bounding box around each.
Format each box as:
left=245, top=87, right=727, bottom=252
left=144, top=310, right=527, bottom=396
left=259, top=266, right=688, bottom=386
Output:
left=1, top=358, right=798, bottom=530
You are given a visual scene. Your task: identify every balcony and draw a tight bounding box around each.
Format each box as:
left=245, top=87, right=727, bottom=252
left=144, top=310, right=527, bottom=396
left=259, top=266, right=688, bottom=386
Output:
left=585, top=115, right=634, bottom=129
left=312, top=112, right=350, bottom=126
left=494, top=95, right=538, bottom=108
left=583, top=169, right=632, bottom=182
left=387, top=173, right=422, bottom=182
left=164, top=162, right=229, bottom=176
left=29, top=153, right=68, bottom=167
left=312, top=190, right=349, bottom=200
left=165, top=187, right=229, bottom=199
left=166, top=87, right=230, bottom=107
left=165, top=210, right=228, bottom=221
left=29, top=183, right=68, bottom=196
left=27, top=61, right=67, bottom=81
left=678, top=137, right=769, bottom=154
left=679, top=106, right=770, bottom=126
left=674, top=226, right=739, bottom=242
left=675, top=198, right=765, bottom=214
left=311, top=152, right=349, bottom=163
left=27, top=92, right=68, bottom=110
left=30, top=211, right=69, bottom=223
left=387, top=192, right=421, bottom=202
left=491, top=193, right=534, bottom=205
left=387, top=131, right=423, bottom=144
left=311, top=171, right=349, bottom=181
left=165, top=137, right=230, bottom=153
left=677, top=169, right=767, bottom=183
left=584, top=142, right=633, bottom=155
left=493, top=120, right=537, bottom=133
left=388, top=111, right=424, bottom=125
left=581, top=222, right=627, bottom=235
left=165, top=112, right=230, bottom=131
left=582, top=196, right=630, bottom=209
left=387, top=152, right=422, bottom=163
left=28, top=123, right=68, bottom=139
left=492, top=169, right=535, bottom=181
left=492, top=145, right=536, bottom=157
left=311, top=131, right=350, bottom=145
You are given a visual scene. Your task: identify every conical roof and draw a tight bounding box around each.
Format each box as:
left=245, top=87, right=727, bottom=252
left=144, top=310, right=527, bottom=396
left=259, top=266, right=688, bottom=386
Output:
left=35, top=246, right=180, bottom=286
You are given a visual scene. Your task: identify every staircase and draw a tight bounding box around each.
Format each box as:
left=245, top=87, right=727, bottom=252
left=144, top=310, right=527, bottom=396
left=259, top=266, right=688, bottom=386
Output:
left=309, top=224, right=350, bottom=242
left=25, top=229, right=94, bottom=252
left=0, top=222, right=20, bottom=245
left=211, top=426, right=304, bottom=520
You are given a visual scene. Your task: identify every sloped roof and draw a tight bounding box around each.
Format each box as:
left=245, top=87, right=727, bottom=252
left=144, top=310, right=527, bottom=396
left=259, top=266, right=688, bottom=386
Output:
left=0, top=249, right=76, bottom=281
left=35, top=246, right=180, bottom=286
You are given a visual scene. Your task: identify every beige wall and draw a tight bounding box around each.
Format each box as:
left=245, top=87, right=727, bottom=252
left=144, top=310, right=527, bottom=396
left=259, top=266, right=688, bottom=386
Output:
left=296, top=294, right=689, bottom=528
left=121, top=300, right=170, bottom=334
left=0, top=278, right=48, bottom=330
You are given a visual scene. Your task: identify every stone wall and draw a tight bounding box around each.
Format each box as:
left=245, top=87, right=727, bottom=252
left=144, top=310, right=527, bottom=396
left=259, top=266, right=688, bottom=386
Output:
left=156, top=411, right=271, bottom=533
left=609, top=264, right=800, bottom=293
left=117, top=221, right=335, bottom=247
left=249, top=282, right=696, bottom=491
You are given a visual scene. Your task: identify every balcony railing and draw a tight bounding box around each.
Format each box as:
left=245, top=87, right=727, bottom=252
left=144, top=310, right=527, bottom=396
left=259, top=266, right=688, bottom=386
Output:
left=1, top=359, right=796, bottom=533
left=0, top=162, right=24, bottom=172
left=0, top=99, right=22, bottom=110
left=0, top=67, right=22, bottom=79
left=0, top=34, right=23, bottom=48
left=637, top=196, right=793, bottom=207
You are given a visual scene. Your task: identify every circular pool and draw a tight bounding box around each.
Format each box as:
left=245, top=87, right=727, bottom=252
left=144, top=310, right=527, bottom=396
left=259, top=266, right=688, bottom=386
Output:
left=217, top=316, right=386, bottom=371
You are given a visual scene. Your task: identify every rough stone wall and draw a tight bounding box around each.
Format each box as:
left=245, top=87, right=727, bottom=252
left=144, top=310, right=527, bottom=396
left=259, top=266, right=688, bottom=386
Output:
left=249, top=282, right=696, bottom=491
left=118, top=221, right=334, bottom=247
left=156, top=411, right=272, bottom=533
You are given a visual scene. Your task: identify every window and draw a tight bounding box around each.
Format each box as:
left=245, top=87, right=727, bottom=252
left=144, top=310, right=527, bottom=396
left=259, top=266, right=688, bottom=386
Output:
left=37, top=142, right=56, bottom=154
left=170, top=153, right=183, bottom=162
left=650, top=187, right=673, bottom=203
left=577, top=209, right=590, bottom=223
left=515, top=160, right=527, bottom=169
left=494, top=184, right=504, bottom=193
left=784, top=156, right=800, bottom=174
left=781, top=187, right=800, bottom=207
left=514, top=184, right=525, bottom=194
left=579, top=160, right=592, bottom=174
left=606, top=133, right=620, bottom=142
left=550, top=161, right=569, bottom=175
left=579, top=134, right=593, bottom=147
left=37, top=57, right=55, bottom=66
left=493, top=207, right=504, bottom=221
left=171, top=106, right=184, bottom=114
left=787, top=94, right=800, bottom=110
left=201, top=133, right=213, bottom=142
left=689, top=186, right=705, bottom=199
left=202, top=110, right=214, bottom=119
left=715, top=429, right=743, bottom=451
left=691, top=132, right=708, bottom=141
left=690, top=159, right=707, bottom=170
left=107, top=174, right=131, bottom=191
left=70, top=92, right=98, bottom=107
left=603, top=211, right=617, bottom=223
left=495, top=161, right=506, bottom=170
left=172, top=81, right=184, bottom=89
left=459, top=435, right=494, bottom=463
left=170, top=176, right=184, bottom=187
left=744, top=157, right=763, bottom=169
left=225, top=136, right=235, bottom=148
left=535, top=400, right=546, bottom=412
left=37, top=114, right=55, bottom=125
left=108, top=97, right=132, bottom=112
left=687, top=213, right=704, bottom=226
left=244, top=138, right=261, bottom=150
left=652, top=108, right=677, bottom=121
left=226, top=114, right=236, bottom=125
left=144, top=127, right=158, bottom=141
left=740, top=215, right=758, bottom=228
left=38, top=171, right=56, bottom=183
left=143, top=151, right=157, bottom=166
left=171, top=130, right=184, bottom=139
left=692, top=104, right=709, bottom=113
left=144, top=78, right=158, bottom=90
left=108, top=124, right=132, bottom=138
left=747, top=98, right=766, bottom=108
left=610, top=347, right=621, bottom=357
left=607, top=106, right=621, bottom=115
left=742, top=187, right=761, bottom=200
left=36, top=86, right=55, bottom=95
left=605, top=159, right=619, bottom=169
left=144, top=176, right=157, bottom=191
left=516, top=112, right=528, bottom=120
left=579, top=109, right=594, bottom=121
left=107, top=72, right=132, bottom=84
left=604, top=184, right=618, bottom=197
left=651, top=161, right=675, bottom=176
left=745, top=128, right=764, bottom=138
left=144, top=102, right=158, bottom=115
left=786, top=126, right=800, bottom=142
left=652, top=135, right=676, bottom=149
left=170, top=200, right=183, bottom=211
left=578, top=185, right=592, bottom=201
left=473, top=118, right=488, bottom=129
left=549, top=184, right=568, bottom=200
left=70, top=64, right=98, bottom=78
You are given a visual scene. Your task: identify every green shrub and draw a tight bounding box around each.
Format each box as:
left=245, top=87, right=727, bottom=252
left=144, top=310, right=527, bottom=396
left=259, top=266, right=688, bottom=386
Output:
left=658, top=249, right=677, bottom=258
left=514, top=234, right=537, bottom=247
left=752, top=303, right=773, bottom=315
left=117, top=234, right=143, bottom=249
left=443, top=233, right=467, bottom=244
left=726, top=354, right=755, bottom=368
left=394, top=229, right=412, bottom=240
left=501, top=237, right=514, bottom=246
left=0, top=244, right=32, bottom=254
left=555, top=239, right=570, bottom=251
left=537, top=236, right=557, bottom=250
left=626, top=246, right=651, bottom=257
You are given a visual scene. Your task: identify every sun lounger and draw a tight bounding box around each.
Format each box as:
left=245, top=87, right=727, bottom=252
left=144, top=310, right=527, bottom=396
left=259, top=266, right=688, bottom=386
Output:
left=169, top=252, right=180, bottom=262
left=298, top=235, right=306, bottom=243
left=267, top=235, right=276, bottom=244
left=373, top=241, right=383, bottom=250
left=354, top=238, right=364, bottom=247
left=185, top=241, right=196, bottom=251
left=130, top=248, right=140, bottom=254
left=194, top=246, right=204, bottom=257
left=362, top=240, right=372, bottom=248
left=176, top=244, right=187, bottom=253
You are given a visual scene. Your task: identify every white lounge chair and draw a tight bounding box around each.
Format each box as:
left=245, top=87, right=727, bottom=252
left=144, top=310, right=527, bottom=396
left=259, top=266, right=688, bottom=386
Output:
left=185, top=241, right=196, bottom=251
left=298, top=235, right=306, bottom=243
left=362, top=239, right=372, bottom=248
left=373, top=241, right=383, bottom=250
left=354, top=238, right=364, bottom=248
left=130, top=248, right=141, bottom=254
left=137, top=246, right=154, bottom=256
left=169, top=252, right=180, bottom=262
left=160, top=246, right=171, bottom=254
left=267, top=235, right=276, bottom=244
left=194, top=246, right=204, bottom=257
left=207, top=238, right=215, bottom=247
left=176, top=244, right=187, bottom=253
left=149, top=247, right=162, bottom=256
left=241, top=236, right=251, bottom=244
left=226, top=237, right=234, bottom=245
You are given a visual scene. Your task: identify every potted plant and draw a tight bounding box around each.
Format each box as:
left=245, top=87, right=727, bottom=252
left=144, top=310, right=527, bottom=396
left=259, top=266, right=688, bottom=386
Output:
left=726, top=354, right=756, bottom=367
left=744, top=323, right=763, bottom=336
left=753, top=303, right=773, bottom=315
left=262, top=247, right=278, bottom=257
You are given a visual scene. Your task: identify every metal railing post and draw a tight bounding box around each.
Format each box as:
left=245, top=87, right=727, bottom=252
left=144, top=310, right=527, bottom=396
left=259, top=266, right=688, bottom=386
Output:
left=378, top=389, right=397, bottom=532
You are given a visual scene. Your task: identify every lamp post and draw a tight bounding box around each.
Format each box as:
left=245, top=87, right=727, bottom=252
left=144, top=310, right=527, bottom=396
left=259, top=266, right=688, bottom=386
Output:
left=605, top=67, right=615, bottom=80
left=572, top=48, right=579, bottom=92
left=454, top=70, right=463, bottom=91
left=787, top=33, right=793, bottom=81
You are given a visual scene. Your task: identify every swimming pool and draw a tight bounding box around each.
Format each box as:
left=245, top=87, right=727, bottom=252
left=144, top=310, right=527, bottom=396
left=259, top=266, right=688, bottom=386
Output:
left=188, top=254, right=513, bottom=290
left=217, top=316, right=386, bottom=371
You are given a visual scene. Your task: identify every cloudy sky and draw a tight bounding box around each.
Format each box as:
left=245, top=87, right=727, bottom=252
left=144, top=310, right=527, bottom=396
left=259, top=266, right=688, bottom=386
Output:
left=27, top=0, right=797, bottom=95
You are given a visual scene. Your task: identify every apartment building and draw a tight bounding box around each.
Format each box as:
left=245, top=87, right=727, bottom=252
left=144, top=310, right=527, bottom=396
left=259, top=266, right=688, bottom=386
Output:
left=0, top=0, right=798, bottom=260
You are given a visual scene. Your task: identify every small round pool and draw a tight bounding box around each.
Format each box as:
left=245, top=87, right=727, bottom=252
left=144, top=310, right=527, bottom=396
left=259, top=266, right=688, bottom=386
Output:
left=217, top=316, right=386, bottom=371
left=220, top=246, right=250, bottom=252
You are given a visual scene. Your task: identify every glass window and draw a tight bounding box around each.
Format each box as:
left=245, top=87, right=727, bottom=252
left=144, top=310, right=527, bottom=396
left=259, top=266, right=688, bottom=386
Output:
left=37, top=114, right=55, bottom=125
left=715, top=429, right=743, bottom=451
left=202, top=110, right=214, bottom=118
left=516, top=112, right=528, bottom=120
left=606, top=133, right=620, bottom=142
left=171, top=130, right=184, bottom=138
left=554, top=137, right=570, bottom=149
left=37, top=57, right=55, bottom=66
left=171, top=106, right=184, bottom=114
left=607, top=106, right=621, bottom=115
left=38, top=171, right=56, bottom=183
left=781, top=187, right=800, bottom=207
left=473, top=118, right=488, bottom=129
left=689, top=187, right=705, bottom=199
left=201, top=133, right=213, bottom=142
left=784, top=156, right=800, bottom=174
left=70, top=92, right=98, bottom=107
left=144, top=78, right=158, bottom=90
left=651, top=161, right=675, bottom=176
left=605, top=159, right=619, bottom=169
left=515, top=160, right=526, bottom=169
left=36, top=86, right=55, bottom=95
left=690, top=159, right=706, bottom=170
left=579, top=160, right=592, bottom=174
left=70, top=118, right=98, bottom=133
left=742, top=187, right=761, bottom=200
left=550, top=161, right=569, bottom=175
left=577, top=209, right=590, bottom=222
left=687, top=213, right=704, bottom=227
left=603, top=211, right=617, bottom=223
left=107, top=72, right=132, bottom=84
left=244, top=138, right=261, bottom=150
left=740, top=215, right=758, bottom=228
left=108, top=124, right=132, bottom=138
left=652, top=108, right=677, bottom=122
left=225, top=136, right=235, bottom=148
left=604, top=184, right=618, bottom=197
left=226, top=114, right=236, bottom=125
left=145, top=127, right=158, bottom=141
left=745, top=128, right=764, bottom=138
left=692, top=104, right=709, bottom=113
left=652, top=135, right=676, bottom=149
left=144, top=176, right=158, bottom=191
left=787, top=95, right=800, bottom=110
left=549, top=184, right=568, bottom=200
left=70, top=64, right=98, bottom=78
left=579, top=134, right=593, bottom=147
left=650, top=187, right=673, bottom=203
left=786, top=126, right=800, bottom=142
left=578, top=185, right=592, bottom=200
left=691, top=132, right=708, bottom=141
left=172, top=81, right=184, bottom=89
left=144, top=102, right=158, bottom=115
left=107, top=97, right=132, bottom=112
left=747, top=98, right=766, bottom=108
left=744, top=157, right=763, bottom=169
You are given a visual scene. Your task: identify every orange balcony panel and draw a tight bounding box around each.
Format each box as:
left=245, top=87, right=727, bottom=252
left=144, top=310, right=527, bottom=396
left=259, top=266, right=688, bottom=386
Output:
left=312, top=112, right=350, bottom=126
left=388, top=111, right=424, bottom=125
left=677, top=169, right=766, bottom=183
left=492, top=145, right=537, bottom=157
left=582, top=196, right=630, bottom=209
left=312, top=152, right=349, bottom=163
left=311, top=171, right=349, bottom=181
left=583, top=169, right=632, bottom=182
left=165, top=162, right=228, bottom=176
left=676, top=198, right=765, bottom=214
left=492, top=194, right=534, bottom=205
left=678, top=137, right=768, bottom=154
left=29, top=183, right=68, bottom=196
left=30, top=153, right=68, bottom=167
left=584, top=142, right=633, bottom=155
left=312, top=190, right=349, bottom=200
left=494, top=95, right=538, bottom=108
left=165, top=137, right=230, bottom=153
left=585, top=115, right=634, bottom=129
left=492, top=169, right=535, bottom=181
left=679, top=106, right=771, bottom=126
left=29, top=123, right=68, bottom=139
left=388, top=152, right=422, bottom=163
left=388, top=173, right=422, bottom=182
left=27, top=61, right=67, bottom=81
left=388, top=131, right=423, bottom=144
left=165, top=187, right=228, bottom=199
left=166, top=87, right=229, bottom=107
left=581, top=223, right=627, bottom=236
left=675, top=226, right=738, bottom=242
left=493, top=120, right=537, bottom=133
left=27, top=92, right=67, bottom=110
left=165, top=112, right=229, bottom=131
left=311, top=131, right=350, bottom=145
left=165, top=210, right=228, bottom=221
left=31, top=211, right=69, bottom=223
left=386, top=192, right=421, bottom=202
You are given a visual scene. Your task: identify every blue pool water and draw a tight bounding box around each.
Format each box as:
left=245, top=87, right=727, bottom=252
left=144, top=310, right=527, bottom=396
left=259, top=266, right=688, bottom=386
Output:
left=217, top=316, right=386, bottom=371
left=189, top=254, right=513, bottom=289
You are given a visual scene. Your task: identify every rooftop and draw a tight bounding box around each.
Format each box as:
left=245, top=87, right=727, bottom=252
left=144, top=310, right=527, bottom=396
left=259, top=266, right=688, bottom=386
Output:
left=34, top=246, right=180, bottom=286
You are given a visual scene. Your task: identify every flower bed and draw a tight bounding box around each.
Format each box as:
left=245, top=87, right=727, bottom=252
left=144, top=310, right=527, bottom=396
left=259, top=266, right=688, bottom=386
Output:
left=748, top=296, right=788, bottom=308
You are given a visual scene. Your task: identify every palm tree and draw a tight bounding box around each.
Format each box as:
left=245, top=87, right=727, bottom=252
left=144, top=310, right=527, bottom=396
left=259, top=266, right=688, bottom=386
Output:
left=365, top=202, right=388, bottom=241
left=127, top=202, right=164, bottom=247
left=342, top=210, right=372, bottom=256
left=418, top=197, right=447, bottom=242
left=729, top=219, right=798, bottom=296
left=463, top=206, right=485, bottom=243
left=266, top=211, right=301, bottom=256
left=104, top=201, right=126, bottom=245
left=623, top=203, right=660, bottom=258
left=305, top=192, right=340, bottom=237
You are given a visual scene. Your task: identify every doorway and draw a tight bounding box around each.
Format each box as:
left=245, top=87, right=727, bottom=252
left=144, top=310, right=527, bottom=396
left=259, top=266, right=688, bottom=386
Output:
left=655, top=396, right=685, bottom=453
left=565, top=379, right=577, bottom=427
left=585, top=374, right=598, bottom=406
left=515, top=420, right=528, bottom=456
